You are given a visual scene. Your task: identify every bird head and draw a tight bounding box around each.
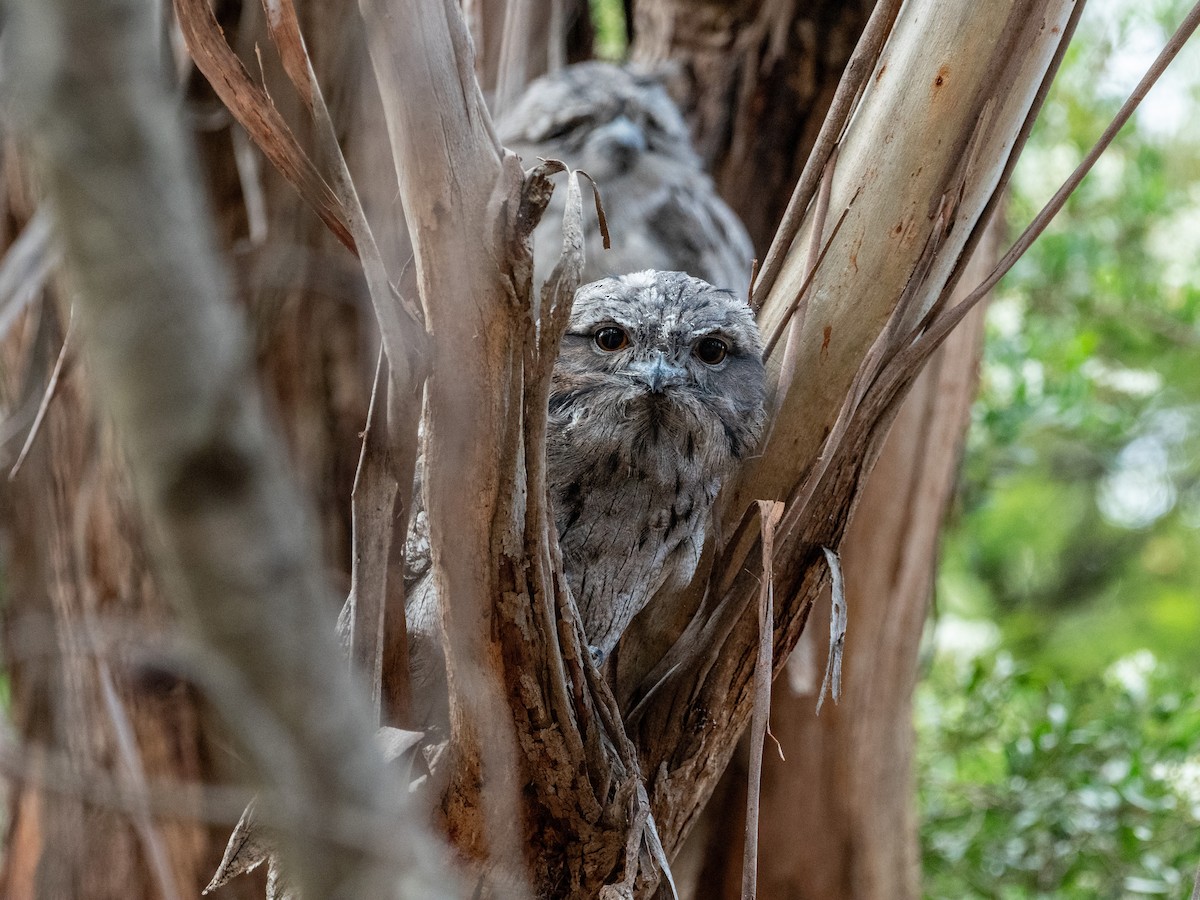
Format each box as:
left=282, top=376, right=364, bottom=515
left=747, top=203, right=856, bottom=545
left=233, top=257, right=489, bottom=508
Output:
left=550, top=271, right=767, bottom=463
left=497, top=62, right=698, bottom=183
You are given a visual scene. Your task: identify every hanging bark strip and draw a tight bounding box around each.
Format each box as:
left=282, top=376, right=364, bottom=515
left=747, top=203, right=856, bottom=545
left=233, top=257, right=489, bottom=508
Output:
left=173, top=0, right=356, bottom=252
left=741, top=499, right=784, bottom=900
left=357, top=0, right=667, bottom=890
left=257, top=0, right=429, bottom=727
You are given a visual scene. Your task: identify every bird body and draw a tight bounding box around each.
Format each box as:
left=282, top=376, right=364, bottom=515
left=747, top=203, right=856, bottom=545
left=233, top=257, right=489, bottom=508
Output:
left=498, top=62, right=754, bottom=295
left=548, top=271, right=765, bottom=658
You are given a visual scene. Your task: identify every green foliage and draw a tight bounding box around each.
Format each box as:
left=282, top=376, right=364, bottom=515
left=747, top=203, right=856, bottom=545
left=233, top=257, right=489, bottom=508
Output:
left=942, top=0, right=1200, bottom=677
left=919, top=650, right=1200, bottom=898
left=926, top=1, right=1200, bottom=893
left=588, top=0, right=628, bottom=60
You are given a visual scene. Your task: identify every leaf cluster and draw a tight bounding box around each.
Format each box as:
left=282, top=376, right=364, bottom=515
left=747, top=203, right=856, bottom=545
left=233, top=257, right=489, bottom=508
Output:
left=919, top=651, right=1200, bottom=899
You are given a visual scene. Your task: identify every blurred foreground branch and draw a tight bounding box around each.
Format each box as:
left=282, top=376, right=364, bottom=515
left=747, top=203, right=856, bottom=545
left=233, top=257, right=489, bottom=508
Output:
left=1, top=0, right=453, bottom=897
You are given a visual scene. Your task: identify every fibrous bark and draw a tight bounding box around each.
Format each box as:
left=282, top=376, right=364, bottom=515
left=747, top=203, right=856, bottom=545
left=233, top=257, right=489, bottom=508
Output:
left=1, top=0, right=408, bottom=893
left=631, top=0, right=877, bottom=249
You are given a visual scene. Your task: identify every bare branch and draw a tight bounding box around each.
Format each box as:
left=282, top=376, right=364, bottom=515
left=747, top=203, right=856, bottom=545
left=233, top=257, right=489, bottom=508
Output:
left=741, top=499, right=783, bottom=900
left=173, top=0, right=357, bottom=253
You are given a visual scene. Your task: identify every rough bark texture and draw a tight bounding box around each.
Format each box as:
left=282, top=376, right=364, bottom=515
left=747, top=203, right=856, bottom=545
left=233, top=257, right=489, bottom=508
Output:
left=631, top=0, right=876, bottom=251
left=0, top=310, right=250, bottom=900
left=357, top=3, right=660, bottom=893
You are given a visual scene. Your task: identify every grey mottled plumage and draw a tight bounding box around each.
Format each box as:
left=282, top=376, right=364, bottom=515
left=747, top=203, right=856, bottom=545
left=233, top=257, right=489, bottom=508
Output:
left=391, top=271, right=765, bottom=725
left=498, top=62, right=755, bottom=294
left=549, top=270, right=766, bottom=658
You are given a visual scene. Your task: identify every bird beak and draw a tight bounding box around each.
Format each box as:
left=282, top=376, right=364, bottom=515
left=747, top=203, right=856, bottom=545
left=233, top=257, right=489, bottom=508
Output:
left=594, top=115, right=647, bottom=172
left=601, top=115, right=647, bottom=154
left=630, top=353, right=686, bottom=394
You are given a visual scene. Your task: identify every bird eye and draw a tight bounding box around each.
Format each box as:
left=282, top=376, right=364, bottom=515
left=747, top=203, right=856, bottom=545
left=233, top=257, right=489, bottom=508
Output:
left=694, top=337, right=728, bottom=366
left=594, top=326, right=630, bottom=352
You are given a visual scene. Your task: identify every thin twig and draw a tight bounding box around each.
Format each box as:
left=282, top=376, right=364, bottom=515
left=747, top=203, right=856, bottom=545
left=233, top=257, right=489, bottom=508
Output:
left=751, top=0, right=903, bottom=305
left=914, top=0, right=1200, bottom=361
left=9, top=306, right=73, bottom=480
left=97, top=664, right=185, bottom=900
left=172, top=0, right=356, bottom=251
left=263, top=0, right=425, bottom=334
left=762, top=198, right=856, bottom=360
left=906, top=0, right=1088, bottom=348
left=231, top=127, right=268, bottom=246
left=345, top=346, right=396, bottom=721
left=742, top=499, right=784, bottom=900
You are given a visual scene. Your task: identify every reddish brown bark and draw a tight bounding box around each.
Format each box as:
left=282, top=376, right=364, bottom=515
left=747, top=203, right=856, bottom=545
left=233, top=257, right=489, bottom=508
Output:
left=0, top=294, right=262, bottom=900
left=631, top=0, right=876, bottom=250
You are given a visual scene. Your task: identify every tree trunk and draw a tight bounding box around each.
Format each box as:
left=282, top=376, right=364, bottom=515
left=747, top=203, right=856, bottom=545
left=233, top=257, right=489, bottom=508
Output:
left=627, top=2, right=1004, bottom=895
left=689, top=228, right=995, bottom=899
left=630, top=0, right=877, bottom=250
left=757, top=284, right=985, bottom=900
